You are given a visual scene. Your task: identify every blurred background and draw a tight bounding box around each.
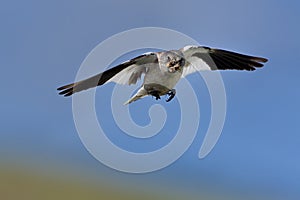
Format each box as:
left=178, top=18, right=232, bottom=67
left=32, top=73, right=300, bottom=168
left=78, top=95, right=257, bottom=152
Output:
left=1, top=0, right=299, bottom=199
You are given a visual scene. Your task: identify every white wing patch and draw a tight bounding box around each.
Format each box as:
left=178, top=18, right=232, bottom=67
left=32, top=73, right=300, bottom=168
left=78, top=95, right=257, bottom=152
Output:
left=182, top=45, right=198, bottom=51
left=182, top=56, right=212, bottom=77
left=107, top=64, right=146, bottom=85
left=181, top=45, right=215, bottom=77
left=106, top=52, right=157, bottom=85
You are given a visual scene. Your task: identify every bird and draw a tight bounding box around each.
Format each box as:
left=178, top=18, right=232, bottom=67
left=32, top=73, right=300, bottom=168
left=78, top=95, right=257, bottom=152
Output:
left=57, top=45, right=268, bottom=104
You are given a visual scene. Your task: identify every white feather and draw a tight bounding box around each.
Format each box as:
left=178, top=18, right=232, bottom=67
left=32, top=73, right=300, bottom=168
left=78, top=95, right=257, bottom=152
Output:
left=106, top=52, right=157, bottom=85
left=180, top=45, right=214, bottom=77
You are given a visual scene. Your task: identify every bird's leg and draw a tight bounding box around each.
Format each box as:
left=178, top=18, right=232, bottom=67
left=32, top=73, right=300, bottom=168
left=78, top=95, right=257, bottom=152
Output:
left=166, top=89, right=176, bottom=102
left=149, top=91, right=161, bottom=100
left=154, top=93, right=161, bottom=100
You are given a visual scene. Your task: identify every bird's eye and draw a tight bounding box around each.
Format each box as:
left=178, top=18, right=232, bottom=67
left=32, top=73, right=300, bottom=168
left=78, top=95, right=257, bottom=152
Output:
left=179, top=58, right=185, bottom=66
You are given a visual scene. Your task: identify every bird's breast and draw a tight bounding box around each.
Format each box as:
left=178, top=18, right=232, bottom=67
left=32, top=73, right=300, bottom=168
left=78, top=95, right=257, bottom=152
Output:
left=144, top=66, right=182, bottom=90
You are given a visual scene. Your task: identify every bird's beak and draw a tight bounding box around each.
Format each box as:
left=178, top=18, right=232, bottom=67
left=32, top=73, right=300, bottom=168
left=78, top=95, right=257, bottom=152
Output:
left=168, top=63, right=181, bottom=73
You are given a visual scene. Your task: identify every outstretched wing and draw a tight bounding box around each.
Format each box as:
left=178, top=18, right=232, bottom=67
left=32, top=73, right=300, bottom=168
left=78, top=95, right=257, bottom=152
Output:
left=57, top=52, right=158, bottom=96
left=180, top=45, right=268, bottom=77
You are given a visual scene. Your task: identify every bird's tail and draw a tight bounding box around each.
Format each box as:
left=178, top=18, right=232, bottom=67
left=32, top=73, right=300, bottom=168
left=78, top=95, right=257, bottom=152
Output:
left=124, top=87, right=147, bottom=105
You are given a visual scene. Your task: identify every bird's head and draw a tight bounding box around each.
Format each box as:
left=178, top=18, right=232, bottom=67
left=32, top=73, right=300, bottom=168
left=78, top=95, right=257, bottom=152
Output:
left=159, top=50, right=185, bottom=73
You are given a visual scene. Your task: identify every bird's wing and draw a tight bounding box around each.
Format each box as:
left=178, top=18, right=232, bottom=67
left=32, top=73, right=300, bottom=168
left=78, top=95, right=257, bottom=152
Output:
left=57, top=52, right=158, bottom=96
left=180, top=45, right=268, bottom=77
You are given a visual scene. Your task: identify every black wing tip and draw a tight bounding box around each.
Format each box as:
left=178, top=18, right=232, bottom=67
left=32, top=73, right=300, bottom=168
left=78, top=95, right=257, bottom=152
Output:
left=249, top=57, right=268, bottom=69
left=252, top=57, right=268, bottom=64
left=58, top=89, right=73, bottom=96
left=57, top=83, right=75, bottom=97
left=57, top=86, right=64, bottom=91
left=58, top=91, right=74, bottom=97
left=213, top=49, right=268, bottom=71
left=63, top=92, right=73, bottom=97
left=57, top=83, right=74, bottom=90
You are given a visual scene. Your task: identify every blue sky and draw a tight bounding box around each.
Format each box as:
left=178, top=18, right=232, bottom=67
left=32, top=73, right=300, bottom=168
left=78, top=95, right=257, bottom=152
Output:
left=1, top=0, right=300, bottom=199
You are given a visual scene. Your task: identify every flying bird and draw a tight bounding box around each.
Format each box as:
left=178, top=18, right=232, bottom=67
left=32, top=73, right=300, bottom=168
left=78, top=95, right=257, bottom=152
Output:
left=57, top=45, right=268, bottom=104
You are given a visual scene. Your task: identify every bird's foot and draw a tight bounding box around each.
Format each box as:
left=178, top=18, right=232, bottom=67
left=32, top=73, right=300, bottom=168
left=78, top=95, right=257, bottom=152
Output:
left=149, top=91, right=161, bottom=100
left=166, top=89, right=176, bottom=102
left=154, top=95, right=161, bottom=100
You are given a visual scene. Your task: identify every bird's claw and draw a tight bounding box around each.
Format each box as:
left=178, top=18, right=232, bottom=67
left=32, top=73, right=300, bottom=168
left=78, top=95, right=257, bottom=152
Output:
left=166, top=89, right=176, bottom=102
left=149, top=91, right=161, bottom=100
